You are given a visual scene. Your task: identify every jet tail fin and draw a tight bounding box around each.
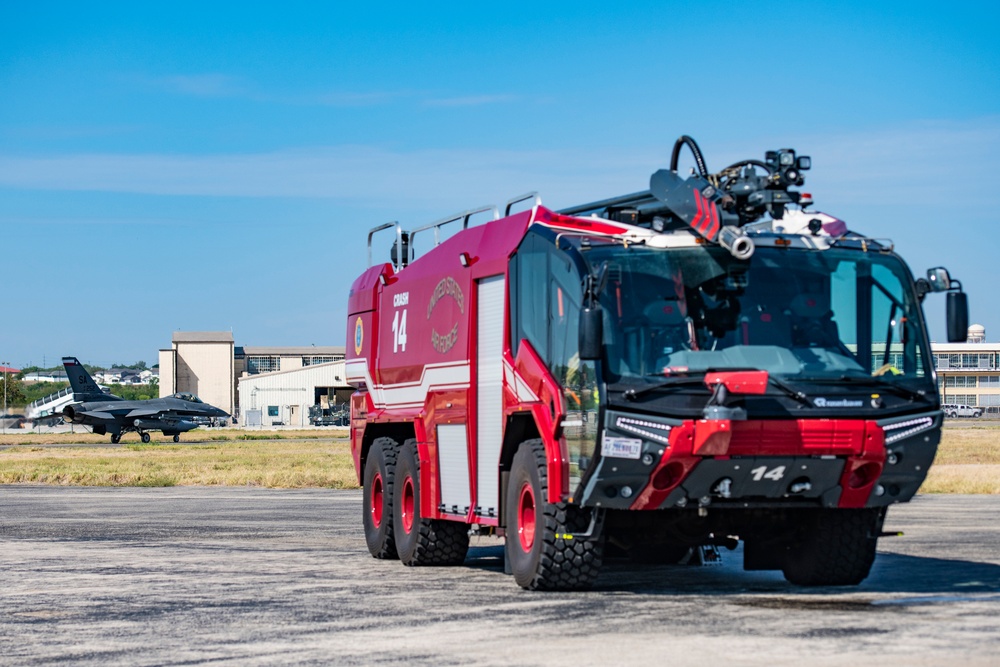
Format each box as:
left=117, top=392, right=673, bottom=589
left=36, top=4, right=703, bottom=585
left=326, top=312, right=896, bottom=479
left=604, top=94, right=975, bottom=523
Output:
left=62, top=357, right=120, bottom=401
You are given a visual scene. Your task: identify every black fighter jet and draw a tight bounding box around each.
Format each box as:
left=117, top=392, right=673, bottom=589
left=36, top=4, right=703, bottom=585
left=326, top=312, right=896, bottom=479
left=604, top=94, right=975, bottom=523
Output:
left=60, top=357, right=230, bottom=443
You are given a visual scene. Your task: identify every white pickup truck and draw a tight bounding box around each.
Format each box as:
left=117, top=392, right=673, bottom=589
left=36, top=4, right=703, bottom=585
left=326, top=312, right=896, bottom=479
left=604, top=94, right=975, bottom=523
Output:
left=942, top=403, right=983, bottom=418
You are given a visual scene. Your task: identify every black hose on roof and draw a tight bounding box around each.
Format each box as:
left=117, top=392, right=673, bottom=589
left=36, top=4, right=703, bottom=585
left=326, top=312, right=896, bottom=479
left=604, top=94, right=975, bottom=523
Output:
left=670, top=135, right=709, bottom=177
left=721, top=159, right=774, bottom=174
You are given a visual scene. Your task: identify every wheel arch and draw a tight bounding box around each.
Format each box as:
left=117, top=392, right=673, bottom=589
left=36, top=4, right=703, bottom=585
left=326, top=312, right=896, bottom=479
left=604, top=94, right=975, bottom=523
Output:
left=359, top=423, right=416, bottom=486
left=498, top=412, right=541, bottom=529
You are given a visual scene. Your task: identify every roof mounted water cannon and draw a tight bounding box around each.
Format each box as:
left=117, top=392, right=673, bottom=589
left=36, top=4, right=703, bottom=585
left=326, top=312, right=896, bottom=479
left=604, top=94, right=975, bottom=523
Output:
left=559, top=135, right=811, bottom=258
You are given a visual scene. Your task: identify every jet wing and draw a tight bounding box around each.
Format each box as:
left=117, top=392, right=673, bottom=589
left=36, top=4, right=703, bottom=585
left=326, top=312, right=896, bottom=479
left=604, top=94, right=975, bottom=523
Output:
left=126, top=408, right=163, bottom=419
left=79, top=411, right=117, bottom=422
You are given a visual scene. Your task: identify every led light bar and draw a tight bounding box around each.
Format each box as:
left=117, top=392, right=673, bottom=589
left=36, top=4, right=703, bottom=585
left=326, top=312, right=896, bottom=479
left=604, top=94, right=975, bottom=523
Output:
left=615, top=416, right=672, bottom=445
left=883, top=416, right=935, bottom=444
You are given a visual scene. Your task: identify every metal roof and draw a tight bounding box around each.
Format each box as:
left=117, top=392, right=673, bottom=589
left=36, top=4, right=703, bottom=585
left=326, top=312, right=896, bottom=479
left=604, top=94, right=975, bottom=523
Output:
left=172, top=331, right=235, bottom=343
left=241, top=346, right=345, bottom=356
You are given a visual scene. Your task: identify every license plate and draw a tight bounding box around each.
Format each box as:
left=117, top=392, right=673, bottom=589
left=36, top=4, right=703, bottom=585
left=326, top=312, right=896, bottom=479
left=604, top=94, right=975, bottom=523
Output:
left=601, top=435, right=642, bottom=460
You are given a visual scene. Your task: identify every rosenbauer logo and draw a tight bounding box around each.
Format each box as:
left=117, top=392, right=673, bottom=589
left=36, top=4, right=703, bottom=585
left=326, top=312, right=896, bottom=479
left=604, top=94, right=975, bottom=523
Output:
left=428, top=277, right=464, bottom=354
left=812, top=397, right=864, bottom=408
left=354, top=317, right=364, bottom=355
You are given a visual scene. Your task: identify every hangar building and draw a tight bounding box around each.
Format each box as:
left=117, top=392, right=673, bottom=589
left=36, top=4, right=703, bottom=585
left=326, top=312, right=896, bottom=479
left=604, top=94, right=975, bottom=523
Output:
left=237, top=361, right=351, bottom=427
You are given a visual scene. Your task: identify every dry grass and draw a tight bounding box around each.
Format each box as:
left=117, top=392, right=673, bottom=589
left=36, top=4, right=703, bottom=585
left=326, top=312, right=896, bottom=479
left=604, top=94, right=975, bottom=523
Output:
left=918, top=424, right=1000, bottom=494
left=0, top=424, right=997, bottom=492
left=921, top=465, right=1000, bottom=494
left=0, top=428, right=344, bottom=447
left=0, top=438, right=357, bottom=488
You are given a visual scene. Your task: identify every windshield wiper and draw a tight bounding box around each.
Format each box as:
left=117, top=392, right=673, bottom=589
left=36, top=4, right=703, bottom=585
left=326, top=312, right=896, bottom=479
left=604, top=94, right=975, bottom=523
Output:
left=620, top=370, right=812, bottom=407
left=621, top=374, right=706, bottom=401
left=766, top=376, right=812, bottom=408
left=801, top=375, right=930, bottom=402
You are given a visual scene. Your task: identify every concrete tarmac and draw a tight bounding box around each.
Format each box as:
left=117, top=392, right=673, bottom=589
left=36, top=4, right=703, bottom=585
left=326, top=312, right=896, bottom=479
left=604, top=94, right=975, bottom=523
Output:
left=1, top=487, right=998, bottom=666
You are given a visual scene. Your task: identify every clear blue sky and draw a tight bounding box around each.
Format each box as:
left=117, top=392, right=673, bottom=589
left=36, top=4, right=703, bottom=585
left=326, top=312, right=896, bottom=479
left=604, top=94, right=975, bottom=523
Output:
left=2, top=1, right=998, bottom=368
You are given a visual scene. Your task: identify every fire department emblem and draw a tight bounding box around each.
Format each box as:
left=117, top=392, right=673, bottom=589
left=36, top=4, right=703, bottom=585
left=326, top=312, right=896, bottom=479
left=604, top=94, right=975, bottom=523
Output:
left=354, top=317, right=364, bottom=355
left=428, top=277, right=464, bottom=353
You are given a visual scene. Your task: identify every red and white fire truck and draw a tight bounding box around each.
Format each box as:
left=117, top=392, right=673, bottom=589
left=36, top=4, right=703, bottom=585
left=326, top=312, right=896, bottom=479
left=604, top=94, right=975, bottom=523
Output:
left=346, top=136, right=968, bottom=590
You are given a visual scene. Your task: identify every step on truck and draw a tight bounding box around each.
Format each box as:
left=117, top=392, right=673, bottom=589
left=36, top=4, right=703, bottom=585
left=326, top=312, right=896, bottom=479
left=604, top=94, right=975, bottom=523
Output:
left=346, top=136, right=969, bottom=590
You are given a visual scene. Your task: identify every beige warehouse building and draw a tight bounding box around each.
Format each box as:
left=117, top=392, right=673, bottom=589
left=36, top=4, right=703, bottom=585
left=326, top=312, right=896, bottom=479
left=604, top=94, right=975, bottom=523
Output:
left=159, top=332, right=236, bottom=416
left=160, top=331, right=346, bottom=421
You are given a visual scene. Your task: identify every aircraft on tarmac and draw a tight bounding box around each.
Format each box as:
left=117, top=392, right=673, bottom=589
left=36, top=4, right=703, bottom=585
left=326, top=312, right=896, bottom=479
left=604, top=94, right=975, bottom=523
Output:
left=60, top=357, right=230, bottom=443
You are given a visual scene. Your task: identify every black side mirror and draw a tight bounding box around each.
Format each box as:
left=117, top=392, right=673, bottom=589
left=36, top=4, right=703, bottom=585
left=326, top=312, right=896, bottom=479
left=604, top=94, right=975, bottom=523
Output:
left=927, top=267, right=951, bottom=292
left=579, top=306, right=603, bottom=360
left=947, top=291, right=969, bottom=343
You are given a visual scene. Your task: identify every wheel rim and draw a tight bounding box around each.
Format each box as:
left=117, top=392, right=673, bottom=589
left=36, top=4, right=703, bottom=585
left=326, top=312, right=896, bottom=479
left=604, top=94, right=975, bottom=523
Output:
left=518, top=482, right=536, bottom=551
left=401, top=476, right=415, bottom=533
left=370, top=472, right=384, bottom=528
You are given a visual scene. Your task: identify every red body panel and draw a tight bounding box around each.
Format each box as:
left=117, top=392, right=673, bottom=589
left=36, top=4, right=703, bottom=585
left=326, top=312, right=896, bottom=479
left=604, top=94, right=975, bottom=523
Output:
left=348, top=205, right=890, bottom=522
left=630, top=419, right=885, bottom=510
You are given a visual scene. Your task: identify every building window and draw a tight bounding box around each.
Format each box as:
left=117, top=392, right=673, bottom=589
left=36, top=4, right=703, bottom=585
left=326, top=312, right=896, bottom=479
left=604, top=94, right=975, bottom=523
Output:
left=303, top=356, right=339, bottom=366
left=947, top=394, right=977, bottom=406
left=267, top=406, right=279, bottom=417
left=247, top=356, right=280, bottom=374
left=981, top=376, right=999, bottom=387
left=944, top=376, right=977, bottom=388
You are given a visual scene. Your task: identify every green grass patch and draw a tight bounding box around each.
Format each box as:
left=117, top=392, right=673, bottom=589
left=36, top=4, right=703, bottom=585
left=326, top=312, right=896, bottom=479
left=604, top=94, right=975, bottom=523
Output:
left=0, top=438, right=357, bottom=488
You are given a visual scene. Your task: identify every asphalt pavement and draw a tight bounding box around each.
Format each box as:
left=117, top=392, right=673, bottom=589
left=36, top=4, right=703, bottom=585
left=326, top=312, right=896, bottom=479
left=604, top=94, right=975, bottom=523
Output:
left=1, top=487, right=998, bottom=666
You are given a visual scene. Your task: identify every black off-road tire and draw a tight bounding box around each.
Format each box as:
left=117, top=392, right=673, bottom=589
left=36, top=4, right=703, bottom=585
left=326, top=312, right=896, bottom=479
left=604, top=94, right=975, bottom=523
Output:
left=505, top=439, right=603, bottom=590
left=363, top=437, right=399, bottom=560
left=394, top=440, right=469, bottom=566
left=782, top=508, right=883, bottom=586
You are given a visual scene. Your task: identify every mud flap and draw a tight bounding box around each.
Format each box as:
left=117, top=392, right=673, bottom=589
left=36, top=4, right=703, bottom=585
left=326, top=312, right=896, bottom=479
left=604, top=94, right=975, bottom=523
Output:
left=678, top=544, right=723, bottom=566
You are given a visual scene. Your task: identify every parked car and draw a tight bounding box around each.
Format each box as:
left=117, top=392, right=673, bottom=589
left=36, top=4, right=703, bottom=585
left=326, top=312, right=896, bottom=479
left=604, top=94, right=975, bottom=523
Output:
left=942, top=403, right=983, bottom=418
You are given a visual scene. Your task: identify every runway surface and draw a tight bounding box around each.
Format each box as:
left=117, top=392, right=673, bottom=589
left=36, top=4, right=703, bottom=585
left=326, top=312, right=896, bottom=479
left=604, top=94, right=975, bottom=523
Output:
left=1, top=487, right=998, bottom=666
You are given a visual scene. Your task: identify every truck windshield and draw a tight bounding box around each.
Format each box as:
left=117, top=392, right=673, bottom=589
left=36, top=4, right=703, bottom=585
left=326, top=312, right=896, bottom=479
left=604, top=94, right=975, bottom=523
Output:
left=588, top=244, right=931, bottom=387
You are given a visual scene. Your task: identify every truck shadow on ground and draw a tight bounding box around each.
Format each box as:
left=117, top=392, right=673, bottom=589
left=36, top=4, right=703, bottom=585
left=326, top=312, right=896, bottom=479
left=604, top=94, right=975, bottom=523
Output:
left=465, top=545, right=1000, bottom=597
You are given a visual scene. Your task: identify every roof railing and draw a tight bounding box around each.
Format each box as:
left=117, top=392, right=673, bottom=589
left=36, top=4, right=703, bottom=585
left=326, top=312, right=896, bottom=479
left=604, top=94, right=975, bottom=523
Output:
left=505, top=191, right=542, bottom=216
left=367, top=191, right=545, bottom=271
left=410, top=204, right=499, bottom=252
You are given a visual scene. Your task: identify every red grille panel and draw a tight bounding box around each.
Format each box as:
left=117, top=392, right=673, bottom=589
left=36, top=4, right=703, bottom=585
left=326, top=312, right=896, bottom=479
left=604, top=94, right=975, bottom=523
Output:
left=728, top=420, right=867, bottom=456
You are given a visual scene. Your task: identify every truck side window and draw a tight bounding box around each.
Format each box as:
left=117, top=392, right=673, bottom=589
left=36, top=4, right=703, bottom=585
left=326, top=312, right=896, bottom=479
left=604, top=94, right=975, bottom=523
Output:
left=513, top=235, right=549, bottom=361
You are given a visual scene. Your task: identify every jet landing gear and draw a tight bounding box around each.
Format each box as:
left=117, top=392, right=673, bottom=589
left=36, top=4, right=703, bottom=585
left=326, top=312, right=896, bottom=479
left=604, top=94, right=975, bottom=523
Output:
left=172, top=435, right=180, bottom=443
left=109, top=429, right=155, bottom=444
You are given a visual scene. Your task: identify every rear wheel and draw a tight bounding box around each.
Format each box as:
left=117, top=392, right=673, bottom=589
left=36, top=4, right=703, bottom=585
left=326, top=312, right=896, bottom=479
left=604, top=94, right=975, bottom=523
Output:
left=781, top=508, right=883, bottom=586
left=173, top=435, right=180, bottom=443
left=394, top=439, right=469, bottom=566
left=505, top=439, right=603, bottom=590
left=363, top=437, right=398, bottom=559
left=110, top=434, right=120, bottom=444
left=141, top=432, right=151, bottom=444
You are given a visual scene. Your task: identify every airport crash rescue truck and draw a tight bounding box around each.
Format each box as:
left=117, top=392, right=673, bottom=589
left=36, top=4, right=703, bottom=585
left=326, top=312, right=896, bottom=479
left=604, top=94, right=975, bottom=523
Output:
left=346, top=136, right=969, bottom=590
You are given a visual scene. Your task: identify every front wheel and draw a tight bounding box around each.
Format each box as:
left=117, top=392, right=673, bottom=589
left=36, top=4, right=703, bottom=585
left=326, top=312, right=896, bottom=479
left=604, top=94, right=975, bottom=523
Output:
left=505, top=439, right=603, bottom=590
left=393, top=440, right=469, bottom=566
left=782, top=508, right=883, bottom=586
left=141, top=432, right=151, bottom=444
left=363, top=437, right=398, bottom=559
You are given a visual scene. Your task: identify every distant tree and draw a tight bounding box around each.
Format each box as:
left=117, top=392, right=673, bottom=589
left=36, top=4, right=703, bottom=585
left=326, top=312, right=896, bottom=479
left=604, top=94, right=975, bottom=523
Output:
left=2, top=372, right=27, bottom=409
left=20, top=382, right=71, bottom=404
left=107, top=383, right=160, bottom=401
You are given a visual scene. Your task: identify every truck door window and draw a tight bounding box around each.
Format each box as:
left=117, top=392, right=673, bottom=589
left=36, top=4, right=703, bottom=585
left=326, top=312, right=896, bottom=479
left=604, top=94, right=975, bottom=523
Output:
left=513, top=235, right=549, bottom=361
